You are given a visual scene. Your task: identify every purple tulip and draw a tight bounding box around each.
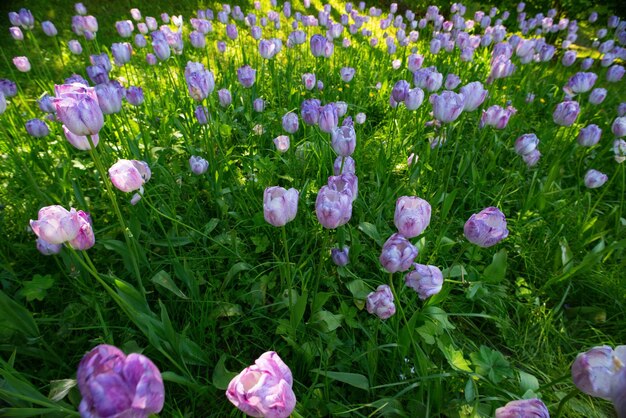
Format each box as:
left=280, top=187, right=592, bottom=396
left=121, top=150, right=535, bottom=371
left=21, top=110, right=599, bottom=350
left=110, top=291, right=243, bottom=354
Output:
left=459, top=81, right=488, bottom=112
left=618, top=103, right=626, bottom=117
left=77, top=344, right=164, bottom=418
left=584, top=169, right=608, bottom=188
left=68, top=40, right=83, bottom=54
left=25, top=119, right=49, bottom=137
left=572, top=346, right=625, bottom=400
left=125, top=86, right=144, bottom=106
left=13, top=56, right=30, bottom=72
left=392, top=80, right=410, bottom=102
left=63, top=126, right=99, bottom=150
left=464, top=207, right=509, bottom=247
left=366, top=285, right=396, bottom=319
left=36, top=237, right=62, bottom=255
left=218, top=89, right=232, bottom=107
left=613, top=117, right=626, bottom=137
left=86, top=65, right=109, bottom=85
left=331, top=246, right=350, bottom=266
left=282, top=112, right=299, bottom=134
left=273, top=135, right=290, bottom=153
left=130, top=8, right=142, bottom=21
left=226, top=24, right=238, bottom=40
left=18, top=8, right=34, bottom=29
left=430, top=91, right=464, bottom=123
left=340, top=67, right=355, bottom=82
left=237, top=65, right=256, bottom=88
left=226, top=351, right=296, bottom=418
left=10, top=27, right=23, bottom=41
left=37, top=94, right=55, bottom=113
left=109, top=159, right=151, bottom=193
left=413, top=67, right=443, bottom=92
left=514, top=133, right=539, bottom=155
left=614, top=139, right=626, bottom=163
left=195, top=105, right=209, bottom=125
left=488, top=55, right=515, bottom=83
left=68, top=210, right=95, bottom=250
left=111, top=42, right=132, bottom=66
left=115, top=20, right=134, bottom=37
left=30, top=206, right=81, bottom=245
left=328, top=173, right=358, bottom=202
left=331, top=125, right=356, bottom=156
left=319, top=103, right=339, bottom=132
left=495, top=399, right=549, bottom=418
left=310, top=34, right=327, bottom=56
left=577, top=124, right=602, bottom=147
left=394, top=196, right=431, bottom=238
left=190, top=31, right=206, bottom=48
left=336, top=101, right=348, bottom=117
left=315, top=185, right=352, bottom=229
left=263, top=186, right=299, bottom=227
left=562, top=50, right=577, bottom=66
left=95, top=82, right=124, bottom=115
left=523, top=149, right=541, bottom=167
left=75, top=3, right=87, bottom=15
left=53, top=83, right=104, bottom=136
left=606, top=65, right=625, bottom=82
left=444, top=73, right=461, bottom=90
left=189, top=156, right=209, bottom=175
left=89, top=53, right=111, bottom=73
left=185, top=61, right=215, bottom=101
left=302, top=73, right=316, bottom=90
left=301, top=99, right=321, bottom=125
left=564, top=72, right=597, bottom=95
left=355, top=113, right=366, bottom=124
left=253, top=98, right=265, bottom=113
left=405, top=88, right=425, bottom=111
left=553, top=100, right=580, bottom=126
left=407, top=53, right=424, bottom=71
left=405, top=263, right=443, bottom=300
left=259, top=39, right=277, bottom=59
left=380, top=233, right=418, bottom=273
left=480, top=105, right=517, bottom=129
left=333, top=156, right=356, bottom=175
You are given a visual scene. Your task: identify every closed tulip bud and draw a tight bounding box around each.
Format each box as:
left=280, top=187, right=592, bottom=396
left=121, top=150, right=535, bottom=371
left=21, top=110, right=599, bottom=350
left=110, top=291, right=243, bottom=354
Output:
left=414, top=67, right=443, bottom=92
left=226, top=351, right=296, bottom=418
left=189, top=156, right=209, bottom=175
left=319, top=103, right=339, bottom=132
left=495, top=399, right=549, bottom=418
left=578, top=124, right=602, bottom=146
left=130, top=8, right=142, bottom=21
left=273, top=135, right=290, bottom=152
left=234, top=65, right=254, bottom=89
left=95, top=82, right=124, bottom=115
left=405, top=263, right=443, bottom=300
left=36, top=237, right=62, bottom=255
left=63, top=126, right=99, bottom=150
left=366, top=285, right=396, bottom=319
left=407, top=53, right=424, bottom=71
left=614, top=139, right=626, bottom=163
left=13, top=56, right=30, bottom=72
left=618, top=103, right=626, bottom=117
left=68, top=210, right=95, bottom=250
left=340, top=67, right=355, bottom=82
left=331, top=246, right=350, bottom=266
left=562, top=50, right=577, bottom=66
left=302, top=73, right=316, bottom=90
left=333, top=156, right=356, bottom=175
left=253, top=98, right=265, bottom=113
left=464, top=207, right=509, bottom=247
left=523, top=149, right=541, bottom=167
left=185, top=61, right=214, bottom=101
left=606, top=65, right=625, bottom=82
left=553, top=100, right=580, bottom=126
left=146, top=16, right=158, bottom=31
left=30, top=206, right=81, bottom=245
left=226, top=24, right=238, bottom=40
left=310, top=34, right=327, bottom=56
left=111, top=42, right=132, bottom=66
left=125, top=86, right=144, bottom=106
left=584, top=169, right=608, bottom=188
left=115, top=20, right=134, bottom=37
left=515, top=133, right=539, bottom=155
left=190, top=31, right=205, bottom=48
left=355, top=112, right=366, bottom=124
left=444, top=73, right=461, bottom=90
left=316, top=185, right=352, bottom=228
left=25, top=119, right=49, bottom=137
left=146, top=53, right=157, bottom=65
left=331, top=125, right=356, bottom=156
left=564, top=72, right=597, bottom=95
left=430, top=91, right=464, bottom=123
left=38, top=93, right=55, bottom=113
left=580, top=58, right=593, bottom=70
left=394, top=196, right=431, bottom=238
left=68, top=40, right=83, bottom=54
left=75, top=3, right=87, bottom=15
left=480, top=105, right=517, bottom=129
left=53, top=83, right=104, bottom=136
left=195, top=105, right=209, bottom=124
left=8, top=12, right=20, bottom=26
left=18, top=8, right=34, bottom=29
left=392, top=79, right=410, bottom=102
left=109, top=159, right=151, bottom=193
left=77, top=344, right=164, bottom=418
left=152, top=38, right=171, bottom=61
left=459, top=81, right=488, bottom=111
left=613, top=117, right=626, bottom=138
left=301, top=99, right=321, bottom=125
left=10, top=27, right=23, bottom=41
left=328, top=173, right=358, bottom=202
left=218, top=89, right=232, bottom=107
left=40, top=21, right=57, bottom=37
left=380, top=233, right=418, bottom=273
left=317, top=80, right=324, bottom=90
left=281, top=111, right=299, bottom=134
left=405, top=88, right=425, bottom=110
left=263, top=186, right=299, bottom=227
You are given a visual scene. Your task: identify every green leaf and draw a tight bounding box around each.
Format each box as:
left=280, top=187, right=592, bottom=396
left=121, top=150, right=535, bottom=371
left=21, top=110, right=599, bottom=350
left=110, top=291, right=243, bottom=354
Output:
left=442, top=264, right=467, bottom=278
left=358, top=222, right=382, bottom=246
left=212, top=355, right=238, bottom=390
left=311, top=370, right=369, bottom=391
left=346, top=279, right=370, bottom=300
left=464, top=379, right=476, bottom=403
left=559, top=238, right=574, bottom=273
left=47, top=379, right=76, bottom=402
left=483, top=249, right=507, bottom=283
left=0, top=291, right=39, bottom=338
left=251, top=235, right=270, bottom=253
left=437, top=341, right=472, bottom=373
left=422, top=306, right=455, bottom=330
left=151, top=271, right=188, bottom=299
left=209, top=302, right=242, bottom=319
left=519, top=370, right=539, bottom=393
left=21, top=275, right=55, bottom=302
left=470, top=346, right=513, bottom=384
left=309, top=310, right=343, bottom=332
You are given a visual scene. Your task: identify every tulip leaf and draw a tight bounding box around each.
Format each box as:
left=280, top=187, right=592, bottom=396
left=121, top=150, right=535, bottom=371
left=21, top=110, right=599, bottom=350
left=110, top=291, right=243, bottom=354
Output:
left=212, top=355, right=238, bottom=390
left=311, top=370, right=369, bottom=391
left=151, top=270, right=188, bottom=299
left=469, top=346, right=513, bottom=384
left=358, top=222, right=382, bottom=246
left=483, top=249, right=507, bottom=283
left=0, top=291, right=39, bottom=338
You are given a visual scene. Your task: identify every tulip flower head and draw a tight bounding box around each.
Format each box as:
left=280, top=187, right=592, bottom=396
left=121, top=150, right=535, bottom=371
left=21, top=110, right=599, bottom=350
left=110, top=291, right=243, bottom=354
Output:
left=109, top=159, right=151, bottom=204
left=514, top=133, right=539, bottom=156
left=480, top=105, right=516, bottom=129
left=366, top=284, right=396, bottom=319
left=577, top=124, right=601, bottom=147
left=53, top=83, right=104, bottom=136
left=315, top=185, right=352, bottom=229
left=430, top=91, right=464, bottom=123
left=331, top=246, right=350, bottom=266
left=226, top=351, right=296, bottom=418
left=495, top=399, right=549, bottom=418
left=380, top=233, right=418, bottom=273
left=405, top=263, right=444, bottom=300
left=30, top=205, right=81, bottom=245
left=185, top=61, right=214, bottom=101
left=273, top=135, right=290, bottom=153
left=584, top=169, right=608, bottom=188
left=189, top=156, right=209, bottom=175
left=77, top=344, right=164, bottom=418
left=394, top=196, right=431, bottom=238
left=553, top=100, right=580, bottom=126
left=464, top=207, right=509, bottom=247
left=264, top=186, right=299, bottom=227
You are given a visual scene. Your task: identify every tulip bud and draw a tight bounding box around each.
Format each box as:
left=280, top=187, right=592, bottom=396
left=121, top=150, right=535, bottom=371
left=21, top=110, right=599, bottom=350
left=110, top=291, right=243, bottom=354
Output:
left=612, top=116, right=626, bottom=137
left=263, top=186, right=299, bottom=227
left=218, top=89, right=232, bottom=107
left=253, top=98, right=265, bottom=113
left=584, top=169, right=608, bottom=188
left=333, top=156, right=356, bottom=175
left=553, top=100, right=580, bottom=126
left=614, top=139, right=626, bottom=163
left=394, top=196, right=431, bottom=238
left=366, top=285, right=396, bottom=319
left=109, top=159, right=151, bottom=193
left=606, top=65, right=625, bottom=82
left=302, top=73, right=316, bottom=90
left=380, top=233, right=418, bottom=273
left=331, top=125, right=356, bottom=156
left=480, top=105, right=517, bottom=129
left=319, top=103, right=339, bottom=132
left=577, top=125, right=601, bottom=147
left=188, top=156, right=209, bottom=175
left=282, top=112, right=299, bottom=134
left=589, top=88, right=607, bottom=105
left=185, top=61, right=214, bottom=101
left=464, top=207, right=509, bottom=247
left=315, top=186, right=352, bottom=229
left=25, top=119, right=49, bottom=137
left=111, top=42, right=132, bottom=66
left=53, top=83, right=104, bottom=136
left=95, top=82, right=124, bottom=115
left=495, top=399, right=549, bottom=418
left=273, top=135, right=290, bottom=152
left=226, top=351, right=296, bottom=418
left=514, top=133, right=539, bottom=155
left=459, top=81, right=487, bottom=111
left=13, top=56, right=30, bottom=72
left=405, top=263, right=443, bottom=300
left=77, top=344, right=164, bottom=418
left=562, top=50, right=577, bottom=66
left=125, top=86, right=144, bottom=106
left=10, top=27, right=23, bottom=41
left=331, top=246, right=350, bottom=266
left=429, top=91, right=464, bottom=123
left=237, top=65, right=256, bottom=88
left=68, top=40, right=83, bottom=54
left=355, top=113, right=366, bottom=124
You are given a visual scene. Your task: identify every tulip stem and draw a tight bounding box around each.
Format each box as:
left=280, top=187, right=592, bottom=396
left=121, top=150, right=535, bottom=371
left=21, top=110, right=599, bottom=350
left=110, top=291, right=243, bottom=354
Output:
left=282, top=226, right=293, bottom=317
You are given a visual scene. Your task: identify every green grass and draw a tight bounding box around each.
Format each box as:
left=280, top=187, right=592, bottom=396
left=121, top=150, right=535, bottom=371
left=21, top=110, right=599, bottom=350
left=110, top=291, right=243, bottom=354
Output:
left=1, top=0, right=625, bottom=417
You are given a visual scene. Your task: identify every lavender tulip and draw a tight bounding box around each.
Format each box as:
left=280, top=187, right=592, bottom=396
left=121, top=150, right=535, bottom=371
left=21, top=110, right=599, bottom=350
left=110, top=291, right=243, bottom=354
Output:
left=553, top=100, right=580, bottom=126
left=68, top=211, right=95, bottom=250
left=18, top=8, right=34, bottom=29
left=259, top=39, right=277, bottom=59
left=68, top=40, right=83, bottom=54
left=263, top=186, right=299, bottom=227
left=562, top=50, right=577, bottom=66
left=316, top=185, right=352, bottom=229
left=328, top=173, right=358, bottom=202
left=195, top=105, right=209, bottom=125
left=53, top=83, right=104, bottom=136
left=95, top=82, right=124, bottom=115
left=613, top=117, right=626, bottom=137
left=331, top=125, right=356, bottom=156
left=514, top=133, right=539, bottom=155
left=226, top=352, right=296, bottom=418
left=414, top=67, right=443, bottom=92
left=282, top=112, right=299, bottom=134
left=464, top=207, right=509, bottom=247
left=405, top=263, right=443, bottom=300
left=495, top=399, right=549, bottom=418
left=392, top=80, right=410, bottom=102
left=25, top=119, right=49, bottom=137
left=459, top=82, right=488, bottom=112
left=36, top=237, right=62, bottom=255
left=430, top=91, right=464, bottom=123
left=572, top=346, right=625, bottom=400
left=310, top=34, right=327, bottom=56
left=319, top=103, right=339, bottom=132
left=480, top=105, right=517, bottom=129
left=10, top=27, right=23, bottom=41
left=185, top=61, right=214, bottom=101
left=86, top=65, right=109, bottom=85
left=394, top=196, right=431, bottom=238
left=331, top=246, right=350, bottom=266
left=333, top=156, right=356, bottom=175
left=444, top=74, right=461, bottom=90
left=380, top=233, right=418, bottom=273
left=109, top=159, right=151, bottom=193
left=125, top=86, right=144, bottom=106
left=575, top=124, right=601, bottom=147
left=301, top=99, right=321, bottom=125
left=273, top=135, right=290, bottom=153
left=405, top=88, right=425, bottom=111
left=63, top=126, right=99, bottom=150
left=218, top=89, right=232, bottom=107
left=584, top=169, right=608, bottom=188
left=606, top=65, right=625, bottom=82
left=302, top=73, right=316, bottom=90
left=564, top=72, right=597, bottom=95
left=355, top=113, right=366, bottom=124
left=340, top=67, right=355, bottom=82
left=13, top=56, right=30, bottom=72
left=111, top=43, right=132, bottom=66
left=77, top=344, right=164, bottom=418
left=115, top=20, right=134, bottom=37
left=588, top=88, right=607, bottom=105
left=189, top=156, right=209, bottom=175
left=30, top=206, right=81, bottom=245
left=366, top=285, right=396, bottom=319
left=237, top=65, right=256, bottom=88
left=523, top=149, right=541, bottom=167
